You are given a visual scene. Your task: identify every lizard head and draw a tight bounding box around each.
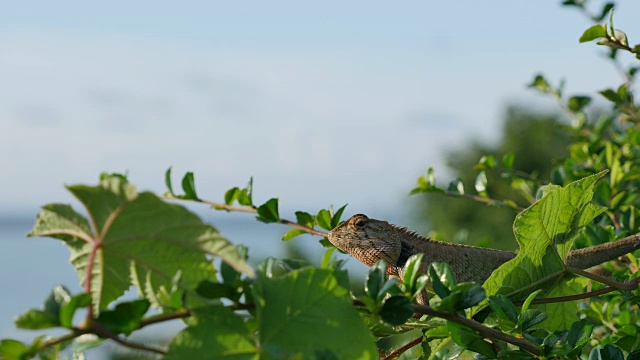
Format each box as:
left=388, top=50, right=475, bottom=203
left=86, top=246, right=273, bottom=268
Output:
left=328, top=214, right=402, bottom=271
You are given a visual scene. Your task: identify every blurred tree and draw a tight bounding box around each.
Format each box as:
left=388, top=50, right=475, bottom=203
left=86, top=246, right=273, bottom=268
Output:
left=413, top=106, right=571, bottom=251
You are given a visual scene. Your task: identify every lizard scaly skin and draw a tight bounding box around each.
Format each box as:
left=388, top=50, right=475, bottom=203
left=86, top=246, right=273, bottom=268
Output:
left=328, top=214, right=640, bottom=284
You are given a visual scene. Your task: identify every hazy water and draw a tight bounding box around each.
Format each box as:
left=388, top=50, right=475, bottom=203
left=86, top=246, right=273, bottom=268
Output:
left=0, top=210, right=365, bottom=355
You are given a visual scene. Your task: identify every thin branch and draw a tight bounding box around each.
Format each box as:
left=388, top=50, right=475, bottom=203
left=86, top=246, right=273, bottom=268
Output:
left=279, top=218, right=328, bottom=237
left=568, top=267, right=640, bottom=290
left=163, top=195, right=258, bottom=213
left=515, top=285, right=622, bottom=306
left=503, top=270, right=566, bottom=300
left=352, top=300, right=538, bottom=355
left=382, top=335, right=423, bottom=360
left=91, top=322, right=166, bottom=355
left=40, top=329, right=89, bottom=349
left=139, top=309, right=191, bottom=329
left=163, top=195, right=329, bottom=237
left=411, top=304, right=539, bottom=355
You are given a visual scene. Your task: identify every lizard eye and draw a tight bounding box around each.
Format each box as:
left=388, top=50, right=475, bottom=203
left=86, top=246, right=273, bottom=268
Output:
left=354, top=218, right=367, bottom=229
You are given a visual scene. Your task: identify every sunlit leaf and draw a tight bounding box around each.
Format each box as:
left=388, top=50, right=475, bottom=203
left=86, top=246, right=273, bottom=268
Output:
left=29, top=177, right=253, bottom=313
left=256, top=198, right=279, bottom=223
left=253, top=268, right=377, bottom=359
left=579, top=24, right=608, bottom=43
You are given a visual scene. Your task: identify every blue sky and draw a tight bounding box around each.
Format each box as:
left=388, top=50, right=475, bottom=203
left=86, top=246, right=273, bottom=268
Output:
left=2, top=1, right=639, bottom=221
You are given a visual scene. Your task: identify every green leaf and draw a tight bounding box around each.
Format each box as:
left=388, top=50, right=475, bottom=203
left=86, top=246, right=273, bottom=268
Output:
left=517, top=309, right=547, bottom=331
left=596, top=3, right=615, bottom=21
left=165, top=306, right=257, bottom=360
left=628, top=350, right=640, bottom=360
left=536, top=277, right=589, bottom=332
left=502, top=153, right=515, bottom=169
left=520, top=289, right=543, bottom=312
left=447, top=322, right=496, bottom=358
left=600, top=89, right=624, bottom=105
left=316, top=209, right=333, bottom=230
left=476, top=155, right=496, bottom=170
left=164, top=167, right=174, bottom=196
left=224, top=187, right=240, bottom=205
left=29, top=177, right=253, bottom=313
left=566, top=319, right=592, bottom=353
left=256, top=198, right=280, bottom=223
left=483, top=172, right=607, bottom=330
left=428, top=262, right=456, bottom=299
left=96, top=300, right=150, bottom=335
left=195, top=281, right=238, bottom=300
left=528, top=74, right=551, bottom=93
left=59, top=293, right=91, bottom=328
left=588, top=344, right=624, bottom=360
left=0, top=339, right=29, bottom=360
left=237, top=177, right=253, bottom=206
left=331, top=204, right=348, bottom=228
left=252, top=267, right=377, bottom=359
left=380, top=296, right=414, bottom=326
left=568, top=96, right=592, bottom=112
left=15, top=309, right=60, bottom=330
left=448, top=178, right=464, bottom=194
left=379, top=277, right=400, bottom=298
left=579, top=24, right=608, bottom=43
left=100, top=172, right=127, bottom=182
left=475, top=171, right=488, bottom=194
left=319, top=237, right=334, bottom=248
left=281, top=229, right=307, bottom=241
left=402, top=253, right=424, bottom=294
left=295, top=211, right=315, bottom=228
left=488, top=295, right=518, bottom=322
left=455, top=284, right=486, bottom=309
left=180, top=172, right=198, bottom=200
left=437, top=283, right=485, bottom=312
left=15, top=286, right=71, bottom=329
left=426, top=167, right=437, bottom=187
left=365, top=260, right=387, bottom=301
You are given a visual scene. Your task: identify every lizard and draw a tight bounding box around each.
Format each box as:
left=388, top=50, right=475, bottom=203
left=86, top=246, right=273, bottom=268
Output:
left=328, top=214, right=640, bottom=285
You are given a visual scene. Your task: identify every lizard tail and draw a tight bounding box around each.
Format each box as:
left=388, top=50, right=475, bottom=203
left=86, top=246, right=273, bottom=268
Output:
left=566, top=233, right=640, bottom=269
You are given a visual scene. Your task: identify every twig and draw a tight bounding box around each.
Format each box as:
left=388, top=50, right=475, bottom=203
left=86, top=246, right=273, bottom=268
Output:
left=40, top=329, right=89, bottom=349
left=568, top=267, right=640, bottom=290
left=139, top=309, right=191, bottom=329
left=163, top=195, right=329, bottom=237
left=382, top=335, right=424, bottom=360
left=515, top=285, right=622, bottom=306
left=411, top=304, right=539, bottom=355
left=353, top=300, right=538, bottom=356
left=91, top=321, right=167, bottom=355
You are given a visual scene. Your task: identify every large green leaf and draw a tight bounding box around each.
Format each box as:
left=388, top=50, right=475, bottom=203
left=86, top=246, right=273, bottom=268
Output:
left=483, top=172, right=606, bottom=329
left=29, top=177, right=253, bottom=313
left=252, top=267, right=377, bottom=359
left=165, top=306, right=257, bottom=360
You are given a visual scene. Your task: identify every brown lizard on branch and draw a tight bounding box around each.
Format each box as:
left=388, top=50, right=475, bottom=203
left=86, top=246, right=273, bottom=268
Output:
left=328, top=214, right=640, bottom=284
